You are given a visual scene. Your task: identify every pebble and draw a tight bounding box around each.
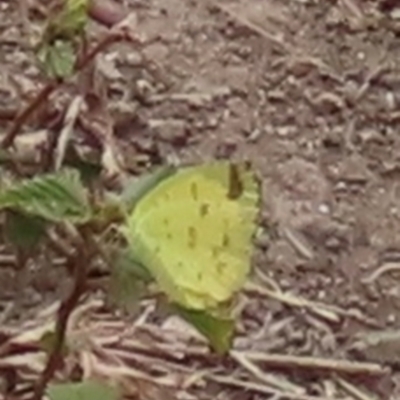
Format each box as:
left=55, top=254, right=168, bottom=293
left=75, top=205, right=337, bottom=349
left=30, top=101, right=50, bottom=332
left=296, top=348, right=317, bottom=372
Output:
left=325, top=236, right=341, bottom=251
left=148, top=119, right=188, bottom=144
left=387, top=314, right=396, bottom=324
left=20, top=287, right=42, bottom=307
left=312, top=91, right=344, bottom=114
left=247, top=128, right=262, bottom=142
left=215, top=138, right=237, bottom=158
left=318, top=203, right=330, bottom=215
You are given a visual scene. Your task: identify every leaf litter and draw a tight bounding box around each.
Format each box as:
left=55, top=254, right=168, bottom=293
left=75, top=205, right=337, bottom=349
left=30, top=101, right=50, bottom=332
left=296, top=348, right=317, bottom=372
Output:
left=0, top=288, right=389, bottom=400
left=1, top=0, right=400, bottom=399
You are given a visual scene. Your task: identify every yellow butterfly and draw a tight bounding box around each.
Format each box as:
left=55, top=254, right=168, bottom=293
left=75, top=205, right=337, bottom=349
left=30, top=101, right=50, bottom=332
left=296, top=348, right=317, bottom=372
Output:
left=123, top=161, right=260, bottom=311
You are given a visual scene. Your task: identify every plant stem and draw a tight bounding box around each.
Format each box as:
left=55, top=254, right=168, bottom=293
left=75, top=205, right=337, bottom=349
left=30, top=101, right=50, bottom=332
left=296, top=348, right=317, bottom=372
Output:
left=2, top=30, right=137, bottom=150
left=1, top=83, right=57, bottom=150
left=31, top=235, right=90, bottom=400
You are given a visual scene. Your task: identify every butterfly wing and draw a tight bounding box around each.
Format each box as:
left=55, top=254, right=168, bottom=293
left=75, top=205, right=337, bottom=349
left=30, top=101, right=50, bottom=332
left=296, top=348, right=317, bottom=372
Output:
left=125, top=162, right=260, bottom=310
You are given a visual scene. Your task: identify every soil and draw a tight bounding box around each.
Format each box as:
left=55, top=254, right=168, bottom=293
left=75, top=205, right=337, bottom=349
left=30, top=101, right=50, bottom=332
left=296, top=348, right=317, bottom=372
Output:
left=2, top=0, right=400, bottom=399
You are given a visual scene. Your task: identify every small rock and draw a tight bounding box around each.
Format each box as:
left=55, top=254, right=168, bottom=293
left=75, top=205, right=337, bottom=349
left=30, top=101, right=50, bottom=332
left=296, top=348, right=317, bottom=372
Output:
left=390, top=8, right=400, bottom=19
left=135, top=79, right=156, bottom=100
left=357, top=51, right=366, bottom=61
left=287, top=329, right=305, bottom=345
left=98, top=54, right=123, bottom=80
left=123, top=50, right=144, bottom=66
left=334, top=181, right=347, bottom=191
left=325, top=236, right=341, bottom=251
left=318, top=203, right=330, bottom=215
left=345, top=294, right=363, bottom=307
left=148, top=119, right=188, bottom=144
left=387, top=314, right=396, bottom=324
left=317, top=290, right=327, bottom=300
left=215, top=138, right=237, bottom=159
left=337, top=154, right=371, bottom=184
left=342, top=80, right=359, bottom=104
left=136, top=137, right=157, bottom=153
left=227, top=97, right=246, bottom=116
left=357, top=129, right=384, bottom=145
left=247, top=128, right=262, bottom=142
left=276, top=125, right=296, bottom=137
left=20, top=288, right=42, bottom=307
left=279, top=278, right=292, bottom=290
left=322, top=130, right=343, bottom=148
left=312, top=92, right=344, bottom=114
left=325, top=7, right=342, bottom=28
left=266, top=90, right=286, bottom=101
left=385, top=91, right=396, bottom=110
left=109, top=101, right=138, bottom=122
left=207, top=116, right=219, bottom=128
left=143, top=42, right=169, bottom=63
left=288, top=58, right=319, bottom=77
left=363, top=284, right=380, bottom=301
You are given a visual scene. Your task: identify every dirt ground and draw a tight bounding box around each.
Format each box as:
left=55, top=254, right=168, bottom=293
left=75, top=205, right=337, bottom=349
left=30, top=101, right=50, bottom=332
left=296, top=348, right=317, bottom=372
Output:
left=2, top=0, right=400, bottom=399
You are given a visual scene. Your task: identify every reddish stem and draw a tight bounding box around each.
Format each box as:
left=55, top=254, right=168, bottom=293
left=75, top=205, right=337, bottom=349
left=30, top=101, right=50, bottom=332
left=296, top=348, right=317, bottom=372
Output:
left=31, top=243, right=89, bottom=400
left=1, top=83, right=57, bottom=150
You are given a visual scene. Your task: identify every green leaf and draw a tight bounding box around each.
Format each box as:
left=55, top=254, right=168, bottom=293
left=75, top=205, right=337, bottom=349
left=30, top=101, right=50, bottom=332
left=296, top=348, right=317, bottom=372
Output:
left=4, top=211, right=47, bottom=251
left=173, top=305, right=235, bottom=354
left=37, top=39, right=76, bottom=79
left=120, top=165, right=176, bottom=213
left=36, top=0, right=89, bottom=79
left=51, top=0, right=89, bottom=39
left=108, top=248, right=153, bottom=313
left=47, top=380, right=119, bottom=400
left=0, top=169, right=91, bottom=223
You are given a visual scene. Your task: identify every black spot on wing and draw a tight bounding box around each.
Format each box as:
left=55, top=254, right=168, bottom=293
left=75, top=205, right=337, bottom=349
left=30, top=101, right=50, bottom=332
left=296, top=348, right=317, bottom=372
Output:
left=188, top=226, right=197, bottom=249
left=199, top=203, right=209, bottom=217
left=190, top=182, right=198, bottom=201
left=227, top=164, right=244, bottom=200
left=222, top=233, right=230, bottom=248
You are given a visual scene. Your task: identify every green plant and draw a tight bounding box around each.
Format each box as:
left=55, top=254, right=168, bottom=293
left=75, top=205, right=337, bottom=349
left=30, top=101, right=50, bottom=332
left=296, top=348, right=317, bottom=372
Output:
left=0, top=166, right=248, bottom=400
left=1, top=0, right=138, bottom=151
left=0, top=3, right=258, bottom=400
